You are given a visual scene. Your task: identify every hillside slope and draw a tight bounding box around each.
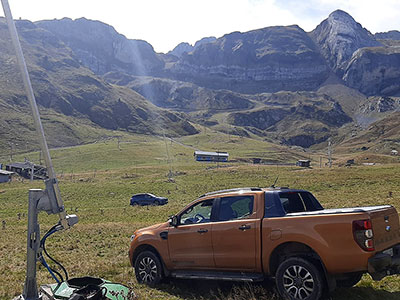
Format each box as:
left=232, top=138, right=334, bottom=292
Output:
left=0, top=18, right=197, bottom=152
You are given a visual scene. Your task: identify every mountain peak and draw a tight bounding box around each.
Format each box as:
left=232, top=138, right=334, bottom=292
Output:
left=311, top=10, right=380, bottom=73
left=329, top=9, right=354, bottom=20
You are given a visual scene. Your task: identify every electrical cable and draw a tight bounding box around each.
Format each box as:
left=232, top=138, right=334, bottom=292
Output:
left=39, top=255, right=62, bottom=283
left=43, top=236, right=69, bottom=281
left=39, top=225, right=69, bottom=282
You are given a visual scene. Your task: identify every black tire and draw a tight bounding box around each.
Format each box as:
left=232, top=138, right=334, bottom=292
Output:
left=336, top=272, right=363, bottom=288
left=134, top=251, right=163, bottom=287
left=276, top=257, right=324, bottom=300
left=154, top=200, right=160, bottom=206
left=131, top=201, right=139, bottom=206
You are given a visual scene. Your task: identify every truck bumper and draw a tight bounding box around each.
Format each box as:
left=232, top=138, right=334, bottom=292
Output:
left=368, top=244, right=400, bottom=280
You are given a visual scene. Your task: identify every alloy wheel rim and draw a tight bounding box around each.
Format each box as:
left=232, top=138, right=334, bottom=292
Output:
left=283, top=265, right=314, bottom=299
left=138, top=257, right=157, bottom=282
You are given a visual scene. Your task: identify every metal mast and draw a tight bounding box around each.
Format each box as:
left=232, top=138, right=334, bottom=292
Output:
left=1, top=0, right=68, bottom=229
left=1, top=1, right=79, bottom=299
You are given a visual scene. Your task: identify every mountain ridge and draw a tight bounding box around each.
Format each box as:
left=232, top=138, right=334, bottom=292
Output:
left=0, top=10, right=399, bottom=154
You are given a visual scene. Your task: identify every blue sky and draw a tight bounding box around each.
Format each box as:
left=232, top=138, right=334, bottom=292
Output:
left=1, top=0, right=399, bottom=53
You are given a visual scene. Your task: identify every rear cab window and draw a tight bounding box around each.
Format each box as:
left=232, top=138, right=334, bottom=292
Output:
left=279, top=191, right=323, bottom=214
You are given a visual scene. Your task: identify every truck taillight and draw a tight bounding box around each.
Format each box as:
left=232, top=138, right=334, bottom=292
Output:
left=353, top=219, right=374, bottom=251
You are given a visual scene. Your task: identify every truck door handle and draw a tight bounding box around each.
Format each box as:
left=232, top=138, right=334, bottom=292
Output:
left=239, top=225, right=251, bottom=231
left=197, top=229, right=208, bottom=233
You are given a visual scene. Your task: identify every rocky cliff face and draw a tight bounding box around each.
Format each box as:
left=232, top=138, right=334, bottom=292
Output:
left=375, top=31, right=400, bottom=40
left=310, top=10, right=381, bottom=75
left=168, top=42, right=193, bottom=58
left=0, top=18, right=197, bottom=144
left=168, top=25, right=330, bottom=94
left=104, top=72, right=254, bottom=111
left=5, top=10, right=399, bottom=149
left=36, top=18, right=164, bottom=76
left=227, top=91, right=352, bottom=147
left=168, top=37, right=217, bottom=58
left=343, top=47, right=400, bottom=96
left=36, top=12, right=400, bottom=98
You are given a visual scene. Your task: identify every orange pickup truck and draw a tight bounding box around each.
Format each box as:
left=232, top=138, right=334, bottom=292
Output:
left=129, top=187, right=400, bottom=300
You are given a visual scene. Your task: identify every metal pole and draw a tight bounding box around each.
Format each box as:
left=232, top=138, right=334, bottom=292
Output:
left=1, top=0, right=68, bottom=228
left=23, top=189, right=42, bottom=300
left=328, top=138, right=332, bottom=168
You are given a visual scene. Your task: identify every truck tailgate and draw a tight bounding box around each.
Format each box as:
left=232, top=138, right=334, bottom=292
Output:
left=370, top=206, right=400, bottom=251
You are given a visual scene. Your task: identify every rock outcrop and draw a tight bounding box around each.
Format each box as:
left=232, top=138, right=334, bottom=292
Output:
left=375, top=30, right=400, bottom=40
left=0, top=18, right=197, bottom=143
left=227, top=91, right=352, bottom=147
left=310, top=10, right=381, bottom=75
left=168, top=37, right=217, bottom=58
left=343, top=47, right=400, bottom=96
left=104, top=72, right=254, bottom=111
left=168, top=25, right=330, bottom=94
left=36, top=18, right=164, bottom=75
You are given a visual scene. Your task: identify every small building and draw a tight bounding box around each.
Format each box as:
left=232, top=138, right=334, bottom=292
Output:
left=0, top=170, right=14, bottom=183
left=5, top=162, right=48, bottom=180
left=391, top=150, right=398, bottom=156
left=194, top=151, right=229, bottom=162
left=296, top=159, right=311, bottom=168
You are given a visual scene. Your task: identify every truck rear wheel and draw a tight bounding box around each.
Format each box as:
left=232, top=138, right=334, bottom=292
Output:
left=134, top=251, right=163, bottom=287
left=276, top=257, right=323, bottom=300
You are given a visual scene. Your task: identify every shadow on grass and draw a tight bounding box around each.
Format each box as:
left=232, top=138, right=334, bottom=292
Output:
left=156, top=279, right=279, bottom=300
left=332, top=286, right=400, bottom=300
left=155, top=279, right=400, bottom=300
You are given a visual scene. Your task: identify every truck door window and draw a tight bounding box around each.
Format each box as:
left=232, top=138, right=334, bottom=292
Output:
left=218, top=196, right=254, bottom=221
left=180, top=199, right=214, bottom=225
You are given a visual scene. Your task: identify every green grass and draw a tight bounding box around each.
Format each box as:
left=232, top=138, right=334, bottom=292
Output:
left=0, top=136, right=399, bottom=300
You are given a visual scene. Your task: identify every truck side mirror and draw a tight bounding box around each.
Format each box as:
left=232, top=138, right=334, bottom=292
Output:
left=170, top=215, right=179, bottom=227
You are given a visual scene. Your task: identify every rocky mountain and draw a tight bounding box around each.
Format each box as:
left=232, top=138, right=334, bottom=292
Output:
left=343, top=46, right=400, bottom=96
left=375, top=30, right=400, bottom=40
left=35, top=11, right=400, bottom=98
left=310, top=10, right=381, bottom=75
left=1, top=9, right=400, bottom=152
left=0, top=18, right=197, bottom=152
left=168, top=37, right=217, bottom=58
left=37, top=18, right=164, bottom=76
left=227, top=91, right=352, bottom=147
left=168, top=42, right=193, bottom=58
left=103, top=72, right=254, bottom=111
left=167, top=25, right=330, bottom=94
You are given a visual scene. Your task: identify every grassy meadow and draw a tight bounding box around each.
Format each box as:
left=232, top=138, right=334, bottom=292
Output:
left=0, top=132, right=399, bottom=300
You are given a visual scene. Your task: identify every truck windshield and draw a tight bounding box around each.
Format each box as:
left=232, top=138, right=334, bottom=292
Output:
left=279, top=192, right=323, bottom=213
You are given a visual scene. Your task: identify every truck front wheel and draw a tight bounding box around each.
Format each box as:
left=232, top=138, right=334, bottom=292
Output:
left=276, top=257, right=323, bottom=300
left=134, top=251, right=163, bottom=287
